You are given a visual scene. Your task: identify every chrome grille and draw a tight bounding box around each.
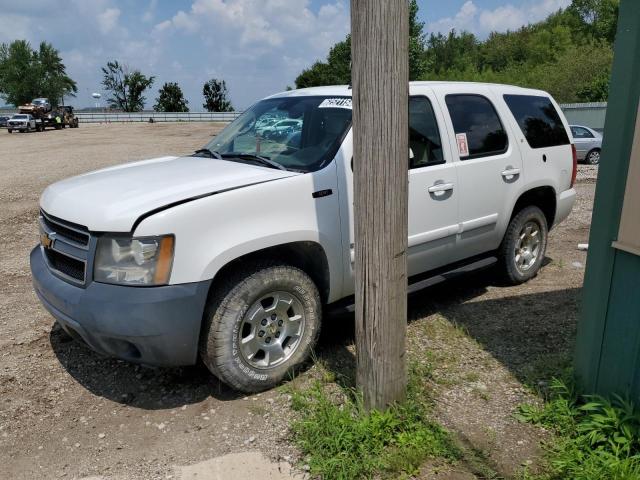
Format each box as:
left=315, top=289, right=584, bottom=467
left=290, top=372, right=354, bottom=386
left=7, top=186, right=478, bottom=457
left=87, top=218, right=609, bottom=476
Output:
left=39, top=210, right=91, bottom=285
left=40, top=211, right=90, bottom=247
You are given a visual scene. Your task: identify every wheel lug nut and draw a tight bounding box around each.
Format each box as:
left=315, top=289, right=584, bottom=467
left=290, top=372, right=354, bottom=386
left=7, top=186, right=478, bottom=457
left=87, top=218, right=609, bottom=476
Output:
left=265, top=337, right=271, bottom=343
left=258, top=330, right=265, bottom=337
left=278, top=320, right=283, bottom=327
left=261, top=319, right=267, bottom=326
left=275, top=332, right=280, bottom=338
left=271, top=314, right=277, bottom=320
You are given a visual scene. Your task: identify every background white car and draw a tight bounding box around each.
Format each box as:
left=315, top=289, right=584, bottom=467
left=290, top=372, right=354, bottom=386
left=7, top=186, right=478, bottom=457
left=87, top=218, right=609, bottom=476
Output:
left=570, top=124, right=602, bottom=165
left=260, top=119, right=302, bottom=139
left=7, top=114, right=37, bottom=133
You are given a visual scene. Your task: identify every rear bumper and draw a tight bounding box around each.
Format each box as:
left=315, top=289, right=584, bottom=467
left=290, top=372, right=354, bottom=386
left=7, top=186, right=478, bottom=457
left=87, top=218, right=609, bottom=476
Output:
left=554, top=188, right=576, bottom=228
left=31, top=246, right=211, bottom=366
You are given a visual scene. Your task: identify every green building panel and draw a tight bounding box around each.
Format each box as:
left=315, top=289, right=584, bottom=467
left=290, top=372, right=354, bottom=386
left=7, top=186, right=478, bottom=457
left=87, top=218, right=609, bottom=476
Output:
left=575, top=0, right=640, bottom=399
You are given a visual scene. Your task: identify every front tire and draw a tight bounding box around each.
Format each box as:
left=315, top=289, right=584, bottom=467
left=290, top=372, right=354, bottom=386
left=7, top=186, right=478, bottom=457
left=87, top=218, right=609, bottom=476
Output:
left=498, top=206, right=548, bottom=285
left=200, top=264, right=321, bottom=393
left=586, top=149, right=600, bottom=165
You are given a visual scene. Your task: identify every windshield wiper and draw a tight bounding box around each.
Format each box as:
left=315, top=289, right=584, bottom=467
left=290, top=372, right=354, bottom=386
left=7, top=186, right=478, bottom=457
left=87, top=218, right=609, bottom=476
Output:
left=193, top=148, right=222, bottom=159
left=222, top=153, right=287, bottom=171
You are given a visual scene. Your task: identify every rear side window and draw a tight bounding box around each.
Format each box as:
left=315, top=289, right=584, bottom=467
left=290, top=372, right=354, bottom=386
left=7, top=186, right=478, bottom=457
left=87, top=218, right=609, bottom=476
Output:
left=571, top=126, right=594, bottom=139
left=504, top=94, right=570, bottom=149
left=445, top=94, right=508, bottom=159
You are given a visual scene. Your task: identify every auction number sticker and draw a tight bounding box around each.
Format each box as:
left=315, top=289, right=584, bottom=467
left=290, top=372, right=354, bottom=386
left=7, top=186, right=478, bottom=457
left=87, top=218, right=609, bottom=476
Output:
left=456, top=133, right=470, bottom=157
left=319, top=98, right=352, bottom=109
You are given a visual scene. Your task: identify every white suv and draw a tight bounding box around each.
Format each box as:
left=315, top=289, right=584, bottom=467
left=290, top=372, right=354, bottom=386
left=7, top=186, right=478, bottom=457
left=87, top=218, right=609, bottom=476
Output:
left=31, top=82, right=577, bottom=392
left=7, top=114, right=37, bottom=133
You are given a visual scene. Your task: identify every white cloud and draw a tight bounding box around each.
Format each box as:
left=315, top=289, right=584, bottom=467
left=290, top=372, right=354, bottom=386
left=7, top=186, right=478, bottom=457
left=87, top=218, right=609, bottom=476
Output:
left=160, top=0, right=349, bottom=52
left=478, top=5, right=526, bottom=33
left=171, top=10, right=199, bottom=34
left=142, top=0, right=158, bottom=23
left=97, top=7, right=121, bottom=34
left=428, top=0, right=571, bottom=36
left=428, top=1, right=478, bottom=35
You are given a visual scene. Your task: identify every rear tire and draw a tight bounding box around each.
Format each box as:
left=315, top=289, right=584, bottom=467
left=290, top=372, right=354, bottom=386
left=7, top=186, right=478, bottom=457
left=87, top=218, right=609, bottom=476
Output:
left=7, top=129, right=12, bottom=134
left=498, top=206, right=548, bottom=285
left=200, top=264, right=321, bottom=393
left=586, top=149, right=600, bottom=165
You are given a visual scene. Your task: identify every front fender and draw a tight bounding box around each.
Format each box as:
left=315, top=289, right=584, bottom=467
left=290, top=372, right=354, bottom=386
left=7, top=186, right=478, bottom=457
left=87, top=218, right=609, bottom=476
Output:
left=134, top=164, right=344, bottom=301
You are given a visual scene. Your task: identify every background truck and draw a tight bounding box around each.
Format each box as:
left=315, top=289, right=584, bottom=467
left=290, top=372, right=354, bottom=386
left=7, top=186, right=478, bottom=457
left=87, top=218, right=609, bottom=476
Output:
left=56, top=105, right=79, bottom=128
left=15, top=98, right=79, bottom=131
left=17, top=99, right=49, bottom=132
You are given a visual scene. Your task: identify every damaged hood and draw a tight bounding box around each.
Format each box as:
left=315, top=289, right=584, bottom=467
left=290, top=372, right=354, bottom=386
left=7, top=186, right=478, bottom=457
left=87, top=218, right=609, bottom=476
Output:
left=40, top=155, right=299, bottom=232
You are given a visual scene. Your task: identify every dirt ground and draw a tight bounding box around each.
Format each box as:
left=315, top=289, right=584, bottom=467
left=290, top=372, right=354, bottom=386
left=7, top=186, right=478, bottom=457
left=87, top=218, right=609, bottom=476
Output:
left=0, top=123, right=597, bottom=479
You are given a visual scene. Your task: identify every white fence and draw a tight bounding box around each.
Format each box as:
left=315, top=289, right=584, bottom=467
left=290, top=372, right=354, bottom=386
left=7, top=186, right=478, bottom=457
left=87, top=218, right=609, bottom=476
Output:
left=75, top=111, right=242, bottom=123
left=5, top=103, right=609, bottom=129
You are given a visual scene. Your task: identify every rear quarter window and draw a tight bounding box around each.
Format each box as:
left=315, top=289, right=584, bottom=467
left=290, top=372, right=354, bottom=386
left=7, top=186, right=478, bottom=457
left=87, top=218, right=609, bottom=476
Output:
left=503, top=94, right=570, bottom=149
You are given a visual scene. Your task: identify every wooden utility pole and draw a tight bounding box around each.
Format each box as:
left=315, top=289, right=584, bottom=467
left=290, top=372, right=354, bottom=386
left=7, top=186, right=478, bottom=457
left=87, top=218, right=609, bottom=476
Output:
left=351, top=0, right=409, bottom=410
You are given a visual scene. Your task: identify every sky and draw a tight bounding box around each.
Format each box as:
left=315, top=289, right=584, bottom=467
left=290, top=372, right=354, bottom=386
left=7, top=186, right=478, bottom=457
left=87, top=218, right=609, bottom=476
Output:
left=0, top=0, right=570, bottom=110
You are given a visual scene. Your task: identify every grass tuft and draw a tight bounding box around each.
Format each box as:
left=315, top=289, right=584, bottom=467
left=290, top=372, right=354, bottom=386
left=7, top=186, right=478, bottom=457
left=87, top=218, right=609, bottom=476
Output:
left=289, top=362, right=459, bottom=479
left=516, top=378, right=640, bottom=479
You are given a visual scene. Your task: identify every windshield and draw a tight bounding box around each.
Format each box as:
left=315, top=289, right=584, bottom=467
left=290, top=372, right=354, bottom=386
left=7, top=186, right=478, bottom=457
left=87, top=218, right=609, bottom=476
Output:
left=13, top=115, right=28, bottom=119
left=203, top=96, right=352, bottom=172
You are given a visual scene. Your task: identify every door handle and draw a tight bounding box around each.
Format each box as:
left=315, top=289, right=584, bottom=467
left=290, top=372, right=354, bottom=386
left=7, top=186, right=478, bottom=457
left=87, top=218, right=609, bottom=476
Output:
left=428, top=182, right=454, bottom=194
left=501, top=168, right=521, bottom=178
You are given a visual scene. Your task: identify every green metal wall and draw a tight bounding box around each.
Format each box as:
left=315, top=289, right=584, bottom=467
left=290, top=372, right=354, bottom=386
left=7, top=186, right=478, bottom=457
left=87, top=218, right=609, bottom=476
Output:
left=575, top=0, right=640, bottom=399
left=561, top=103, right=608, bottom=130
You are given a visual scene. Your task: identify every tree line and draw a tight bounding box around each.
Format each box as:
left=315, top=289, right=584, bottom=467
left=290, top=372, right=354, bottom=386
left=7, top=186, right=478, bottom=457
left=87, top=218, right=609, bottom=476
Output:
left=0, top=44, right=233, bottom=112
left=100, top=60, right=234, bottom=113
left=296, top=0, right=619, bottom=103
left=0, top=0, right=618, bottom=110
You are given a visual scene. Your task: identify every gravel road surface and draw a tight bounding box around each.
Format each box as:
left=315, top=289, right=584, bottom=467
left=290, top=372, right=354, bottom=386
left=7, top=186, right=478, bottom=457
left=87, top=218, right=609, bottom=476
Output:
left=0, top=123, right=598, bottom=479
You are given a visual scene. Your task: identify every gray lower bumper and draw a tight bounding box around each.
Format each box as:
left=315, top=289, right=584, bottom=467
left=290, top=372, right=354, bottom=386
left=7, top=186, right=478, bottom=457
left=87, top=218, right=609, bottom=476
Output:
left=31, top=246, right=211, bottom=366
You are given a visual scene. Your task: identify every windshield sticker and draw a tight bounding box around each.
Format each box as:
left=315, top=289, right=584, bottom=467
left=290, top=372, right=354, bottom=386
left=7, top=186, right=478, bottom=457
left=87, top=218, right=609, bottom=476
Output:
left=456, top=133, right=469, bottom=157
left=319, top=98, right=352, bottom=109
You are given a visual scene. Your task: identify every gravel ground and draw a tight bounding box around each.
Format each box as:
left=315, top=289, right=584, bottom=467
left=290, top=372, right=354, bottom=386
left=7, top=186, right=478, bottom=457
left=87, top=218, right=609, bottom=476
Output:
left=0, top=124, right=303, bottom=480
left=0, top=123, right=598, bottom=479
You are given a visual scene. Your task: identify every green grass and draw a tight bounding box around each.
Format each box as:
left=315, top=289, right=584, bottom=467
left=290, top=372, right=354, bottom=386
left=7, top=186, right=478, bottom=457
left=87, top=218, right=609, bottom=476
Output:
left=289, top=363, right=459, bottom=479
left=516, top=378, right=640, bottom=480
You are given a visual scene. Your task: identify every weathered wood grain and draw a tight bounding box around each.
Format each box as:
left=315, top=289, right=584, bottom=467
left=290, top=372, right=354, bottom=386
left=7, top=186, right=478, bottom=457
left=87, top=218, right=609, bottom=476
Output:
left=351, top=0, right=409, bottom=410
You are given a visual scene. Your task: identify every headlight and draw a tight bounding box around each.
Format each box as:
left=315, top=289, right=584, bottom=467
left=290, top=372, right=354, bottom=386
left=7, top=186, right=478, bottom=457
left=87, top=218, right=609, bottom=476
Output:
left=94, top=235, right=174, bottom=286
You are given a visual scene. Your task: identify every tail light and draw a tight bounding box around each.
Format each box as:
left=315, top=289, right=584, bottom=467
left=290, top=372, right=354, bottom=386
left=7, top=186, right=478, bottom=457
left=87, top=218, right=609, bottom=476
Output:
left=570, top=144, right=578, bottom=188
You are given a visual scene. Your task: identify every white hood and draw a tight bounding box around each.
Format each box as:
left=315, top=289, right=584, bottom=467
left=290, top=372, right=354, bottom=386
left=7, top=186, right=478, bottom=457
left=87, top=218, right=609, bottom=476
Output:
left=40, top=156, right=299, bottom=232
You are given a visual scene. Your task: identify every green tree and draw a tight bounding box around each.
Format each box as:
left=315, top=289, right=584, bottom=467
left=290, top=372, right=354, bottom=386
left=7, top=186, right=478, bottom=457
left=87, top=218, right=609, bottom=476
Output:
left=295, top=36, right=351, bottom=88
left=154, top=82, right=189, bottom=112
left=416, top=0, right=616, bottom=103
left=35, top=42, right=78, bottom=104
left=0, top=40, right=76, bottom=107
left=295, top=0, right=426, bottom=88
left=568, top=0, right=619, bottom=43
left=101, top=60, right=155, bottom=112
left=294, top=0, right=617, bottom=103
left=408, top=0, right=427, bottom=79
left=202, top=79, right=233, bottom=112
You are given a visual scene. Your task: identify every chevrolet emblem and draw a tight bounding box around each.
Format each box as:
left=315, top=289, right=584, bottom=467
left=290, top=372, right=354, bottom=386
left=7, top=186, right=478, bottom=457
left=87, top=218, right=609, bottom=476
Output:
left=40, top=232, right=54, bottom=249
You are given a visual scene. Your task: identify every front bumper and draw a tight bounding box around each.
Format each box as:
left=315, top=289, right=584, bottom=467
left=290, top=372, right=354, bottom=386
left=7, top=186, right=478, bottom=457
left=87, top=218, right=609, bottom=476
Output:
left=31, top=246, right=211, bottom=366
left=8, top=124, right=28, bottom=130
